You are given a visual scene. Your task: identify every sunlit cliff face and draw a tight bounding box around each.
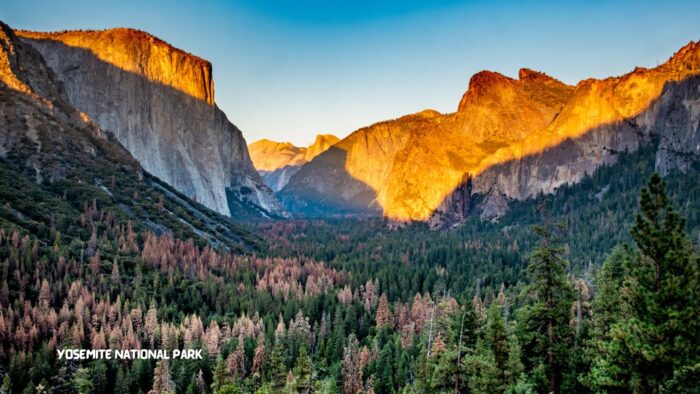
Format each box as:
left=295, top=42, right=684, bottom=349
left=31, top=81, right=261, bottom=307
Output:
left=249, top=134, right=340, bottom=173
left=18, top=29, right=214, bottom=105
left=326, top=41, right=700, bottom=222
left=476, top=41, right=700, bottom=174
left=14, top=27, right=285, bottom=218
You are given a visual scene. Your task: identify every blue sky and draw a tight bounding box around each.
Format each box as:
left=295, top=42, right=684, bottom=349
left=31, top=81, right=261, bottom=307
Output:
left=2, top=1, right=699, bottom=146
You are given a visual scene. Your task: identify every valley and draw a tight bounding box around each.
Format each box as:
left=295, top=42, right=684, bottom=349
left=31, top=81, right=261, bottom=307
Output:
left=0, top=13, right=699, bottom=394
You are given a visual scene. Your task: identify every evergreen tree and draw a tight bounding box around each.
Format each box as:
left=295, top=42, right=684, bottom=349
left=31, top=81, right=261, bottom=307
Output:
left=270, top=336, right=288, bottom=390
left=212, top=356, right=228, bottom=392
left=374, top=341, right=396, bottom=394
left=486, top=302, right=509, bottom=392
left=71, top=368, right=93, bottom=394
left=584, top=246, right=633, bottom=391
left=150, top=359, right=175, bottom=394
left=604, top=174, right=700, bottom=391
left=186, top=374, right=197, bottom=394
left=462, top=339, right=501, bottom=393
left=294, top=345, right=312, bottom=393
left=518, top=211, right=575, bottom=393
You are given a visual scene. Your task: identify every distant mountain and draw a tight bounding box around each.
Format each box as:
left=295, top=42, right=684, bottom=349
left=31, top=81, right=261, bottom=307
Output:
left=280, top=42, right=700, bottom=227
left=15, top=27, right=285, bottom=219
left=249, top=134, right=339, bottom=191
left=0, top=21, right=259, bottom=249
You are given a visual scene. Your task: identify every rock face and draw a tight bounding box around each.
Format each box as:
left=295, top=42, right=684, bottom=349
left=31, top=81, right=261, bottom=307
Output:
left=248, top=134, right=339, bottom=191
left=471, top=42, right=700, bottom=221
left=281, top=41, right=700, bottom=226
left=0, top=20, right=255, bottom=248
left=17, top=28, right=284, bottom=218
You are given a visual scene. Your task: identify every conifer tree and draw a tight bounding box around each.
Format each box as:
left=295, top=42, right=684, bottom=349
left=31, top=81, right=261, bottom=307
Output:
left=584, top=246, right=632, bottom=391
left=270, top=335, right=288, bottom=390
left=211, top=356, right=228, bottom=392
left=342, top=334, right=363, bottom=394
left=486, top=302, right=509, bottom=392
left=71, top=368, right=93, bottom=394
left=294, top=345, right=312, bottom=393
left=374, top=341, right=395, bottom=394
left=149, top=359, right=175, bottom=394
left=518, top=209, right=575, bottom=394
left=605, top=174, right=700, bottom=391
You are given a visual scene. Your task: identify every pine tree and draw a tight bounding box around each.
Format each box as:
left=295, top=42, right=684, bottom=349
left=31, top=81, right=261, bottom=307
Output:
left=374, top=341, right=395, bottom=394
left=518, top=210, right=575, bottom=394
left=584, top=246, right=633, bottom=391
left=211, top=356, right=228, bottom=392
left=149, top=359, right=175, bottom=394
left=453, top=304, right=478, bottom=393
left=462, top=339, right=501, bottom=393
left=605, top=174, right=700, bottom=391
left=186, top=374, right=197, bottom=394
left=71, top=368, right=93, bottom=394
left=342, top=334, right=363, bottom=394
left=375, top=293, right=392, bottom=328
left=486, top=301, right=509, bottom=392
left=270, top=335, right=288, bottom=391
left=293, top=345, right=312, bottom=393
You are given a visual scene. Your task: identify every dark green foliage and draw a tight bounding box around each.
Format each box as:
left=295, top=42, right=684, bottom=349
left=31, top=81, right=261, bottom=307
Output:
left=593, top=174, right=700, bottom=392
left=517, top=217, right=575, bottom=393
left=486, top=302, right=509, bottom=392
left=2, top=113, right=700, bottom=394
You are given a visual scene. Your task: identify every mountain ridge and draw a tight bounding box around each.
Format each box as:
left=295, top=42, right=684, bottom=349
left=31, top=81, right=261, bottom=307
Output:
left=249, top=134, right=339, bottom=191
left=0, top=20, right=257, bottom=249
left=281, top=40, right=700, bottom=226
left=15, top=26, right=285, bottom=219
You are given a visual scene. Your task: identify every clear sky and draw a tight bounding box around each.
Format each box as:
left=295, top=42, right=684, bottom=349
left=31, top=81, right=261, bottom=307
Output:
left=2, top=1, right=699, bottom=146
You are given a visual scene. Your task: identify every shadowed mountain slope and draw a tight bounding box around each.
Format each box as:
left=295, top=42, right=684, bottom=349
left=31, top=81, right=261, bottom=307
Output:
left=281, top=42, right=700, bottom=227
left=249, top=134, right=339, bottom=191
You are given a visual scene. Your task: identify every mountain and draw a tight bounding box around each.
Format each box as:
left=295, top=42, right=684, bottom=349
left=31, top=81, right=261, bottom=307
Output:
left=249, top=134, right=339, bottom=191
left=0, top=21, right=259, bottom=249
left=15, top=27, right=285, bottom=219
left=280, top=42, right=700, bottom=227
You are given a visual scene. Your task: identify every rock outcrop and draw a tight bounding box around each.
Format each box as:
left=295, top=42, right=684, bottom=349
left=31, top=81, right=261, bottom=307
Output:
left=281, top=41, right=700, bottom=226
left=0, top=21, right=255, bottom=248
left=16, top=28, right=284, bottom=218
left=249, top=134, right=339, bottom=191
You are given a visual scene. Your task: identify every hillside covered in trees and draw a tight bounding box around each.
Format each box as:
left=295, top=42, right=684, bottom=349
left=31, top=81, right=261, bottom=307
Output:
left=1, top=135, right=700, bottom=393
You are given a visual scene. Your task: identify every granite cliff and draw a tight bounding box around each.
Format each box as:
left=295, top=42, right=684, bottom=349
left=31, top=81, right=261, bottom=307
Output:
left=248, top=134, right=339, bottom=191
left=0, top=21, right=256, bottom=248
left=281, top=41, right=700, bottom=227
left=16, top=28, right=284, bottom=218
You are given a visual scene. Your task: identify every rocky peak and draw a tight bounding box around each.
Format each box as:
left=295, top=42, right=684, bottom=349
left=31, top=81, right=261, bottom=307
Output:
left=249, top=139, right=306, bottom=172
left=518, top=68, right=561, bottom=84
left=281, top=40, right=700, bottom=227
left=663, top=40, right=700, bottom=72
left=457, top=71, right=514, bottom=112
left=249, top=134, right=340, bottom=192
left=305, top=134, right=340, bottom=161
left=18, top=28, right=215, bottom=105
left=0, top=22, right=30, bottom=94
left=17, top=25, right=283, bottom=218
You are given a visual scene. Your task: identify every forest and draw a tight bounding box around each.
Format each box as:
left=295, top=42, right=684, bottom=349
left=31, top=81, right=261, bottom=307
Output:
left=0, top=145, right=699, bottom=393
